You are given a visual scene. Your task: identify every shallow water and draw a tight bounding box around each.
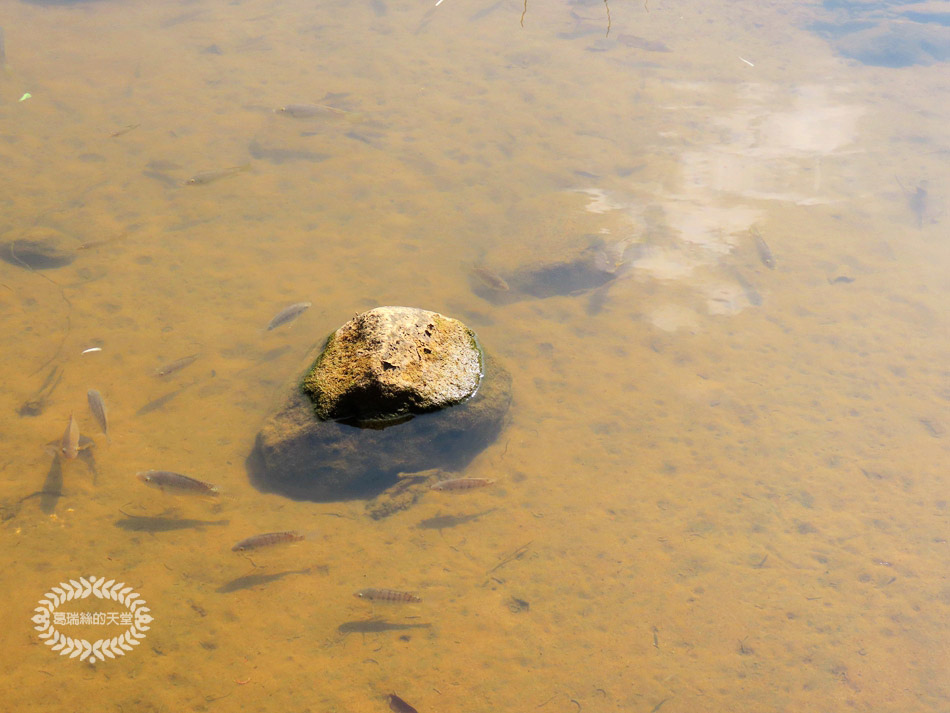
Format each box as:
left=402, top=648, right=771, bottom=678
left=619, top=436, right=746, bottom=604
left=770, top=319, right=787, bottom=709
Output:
left=1, top=0, right=948, bottom=711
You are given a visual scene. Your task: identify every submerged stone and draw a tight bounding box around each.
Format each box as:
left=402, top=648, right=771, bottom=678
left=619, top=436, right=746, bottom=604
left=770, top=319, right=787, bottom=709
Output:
left=248, top=307, right=509, bottom=501
left=469, top=238, right=640, bottom=305
left=303, top=306, right=482, bottom=426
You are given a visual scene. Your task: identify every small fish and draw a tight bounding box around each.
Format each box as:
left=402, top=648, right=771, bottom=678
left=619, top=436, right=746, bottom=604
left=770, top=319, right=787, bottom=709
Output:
left=617, top=34, right=672, bottom=52
left=354, top=588, right=421, bottom=603
left=110, top=123, right=140, bottom=138
left=87, top=389, right=110, bottom=442
left=896, top=176, right=929, bottom=229
left=907, top=185, right=927, bottom=230
left=472, top=266, right=509, bottom=291
left=76, top=234, right=128, bottom=251
left=266, top=302, right=311, bottom=330
left=601, top=238, right=632, bottom=273
left=750, top=227, right=775, bottom=269
left=276, top=104, right=352, bottom=119
left=388, top=693, right=419, bottom=713
left=136, top=470, right=220, bottom=496
left=81, top=347, right=103, bottom=354
left=908, top=184, right=928, bottom=229
left=154, top=353, right=199, bottom=377
left=186, top=164, right=250, bottom=185
left=592, top=240, right=632, bottom=275
left=60, top=413, right=80, bottom=459
left=919, top=418, right=945, bottom=438
left=232, top=531, right=305, bottom=551
left=507, top=596, right=530, bottom=612
left=430, top=477, right=495, bottom=491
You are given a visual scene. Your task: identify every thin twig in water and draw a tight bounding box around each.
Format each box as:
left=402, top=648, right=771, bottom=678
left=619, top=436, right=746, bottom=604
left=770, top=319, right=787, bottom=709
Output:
left=604, top=0, right=611, bottom=37
left=521, top=0, right=527, bottom=28
left=488, top=540, right=533, bottom=574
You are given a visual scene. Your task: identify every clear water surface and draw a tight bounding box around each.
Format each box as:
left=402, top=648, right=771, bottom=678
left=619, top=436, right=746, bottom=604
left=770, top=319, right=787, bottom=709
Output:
left=0, top=0, right=947, bottom=711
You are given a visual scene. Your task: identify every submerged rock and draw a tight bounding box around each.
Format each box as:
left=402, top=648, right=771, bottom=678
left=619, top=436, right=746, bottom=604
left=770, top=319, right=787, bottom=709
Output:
left=248, top=307, right=510, bottom=501
left=469, top=238, right=640, bottom=305
left=304, top=306, right=482, bottom=426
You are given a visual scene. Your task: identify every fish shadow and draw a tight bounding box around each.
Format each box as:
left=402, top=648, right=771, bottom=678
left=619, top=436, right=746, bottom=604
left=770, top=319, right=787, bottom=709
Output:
left=337, top=618, right=433, bottom=635
left=35, top=449, right=97, bottom=513
left=217, top=568, right=311, bottom=593
left=416, top=508, right=497, bottom=531
left=39, top=459, right=64, bottom=514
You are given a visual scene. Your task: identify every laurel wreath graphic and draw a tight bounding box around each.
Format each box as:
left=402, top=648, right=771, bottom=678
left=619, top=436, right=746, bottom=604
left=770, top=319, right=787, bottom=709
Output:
left=32, top=576, right=153, bottom=664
